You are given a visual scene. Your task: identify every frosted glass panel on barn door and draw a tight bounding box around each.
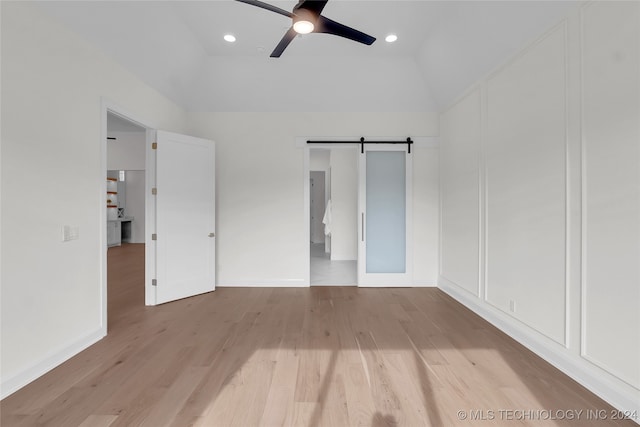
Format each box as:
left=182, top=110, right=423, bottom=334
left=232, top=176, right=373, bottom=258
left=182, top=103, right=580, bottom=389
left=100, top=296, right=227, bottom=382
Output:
left=358, top=145, right=412, bottom=286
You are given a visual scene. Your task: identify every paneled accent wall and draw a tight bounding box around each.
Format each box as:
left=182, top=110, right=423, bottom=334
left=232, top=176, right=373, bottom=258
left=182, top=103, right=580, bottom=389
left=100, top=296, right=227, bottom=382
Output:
left=581, top=1, right=640, bottom=389
left=485, top=25, right=567, bottom=345
left=440, top=89, right=480, bottom=296
left=440, top=0, right=639, bottom=416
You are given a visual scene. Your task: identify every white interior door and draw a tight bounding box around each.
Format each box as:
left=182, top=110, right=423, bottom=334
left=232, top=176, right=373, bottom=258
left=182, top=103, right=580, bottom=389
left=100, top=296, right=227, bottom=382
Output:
left=358, top=145, right=412, bottom=286
left=155, top=130, right=215, bottom=304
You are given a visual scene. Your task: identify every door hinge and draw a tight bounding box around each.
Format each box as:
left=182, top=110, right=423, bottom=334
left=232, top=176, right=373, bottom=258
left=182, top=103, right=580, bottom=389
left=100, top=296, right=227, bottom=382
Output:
left=151, top=187, right=157, bottom=195
left=152, top=233, right=157, bottom=241
left=152, top=279, right=157, bottom=286
left=152, top=142, right=157, bottom=150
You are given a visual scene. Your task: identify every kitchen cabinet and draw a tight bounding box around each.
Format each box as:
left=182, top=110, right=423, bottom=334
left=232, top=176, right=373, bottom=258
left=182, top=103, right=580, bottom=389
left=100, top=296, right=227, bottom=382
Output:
left=107, top=220, right=121, bottom=247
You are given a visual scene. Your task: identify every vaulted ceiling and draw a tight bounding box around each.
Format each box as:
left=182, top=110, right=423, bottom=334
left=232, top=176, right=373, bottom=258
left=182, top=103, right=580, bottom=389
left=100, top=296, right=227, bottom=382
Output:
left=35, top=1, right=580, bottom=112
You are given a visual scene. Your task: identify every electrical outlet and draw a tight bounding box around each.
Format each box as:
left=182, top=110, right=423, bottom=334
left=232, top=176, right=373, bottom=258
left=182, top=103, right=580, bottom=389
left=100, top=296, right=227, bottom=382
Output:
left=62, top=225, right=79, bottom=242
left=509, top=300, right=516, bottom=313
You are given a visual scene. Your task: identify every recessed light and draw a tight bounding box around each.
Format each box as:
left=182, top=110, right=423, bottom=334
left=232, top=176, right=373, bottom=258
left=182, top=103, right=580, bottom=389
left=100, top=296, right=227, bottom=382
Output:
left=224, top=34, right=236, bottom=43
left=385, top=34, right=398, bottom=43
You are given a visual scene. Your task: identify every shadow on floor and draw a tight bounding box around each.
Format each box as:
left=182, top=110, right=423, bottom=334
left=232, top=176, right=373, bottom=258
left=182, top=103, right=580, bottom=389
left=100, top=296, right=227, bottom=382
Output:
left=1, top=245, right=634, bottom=426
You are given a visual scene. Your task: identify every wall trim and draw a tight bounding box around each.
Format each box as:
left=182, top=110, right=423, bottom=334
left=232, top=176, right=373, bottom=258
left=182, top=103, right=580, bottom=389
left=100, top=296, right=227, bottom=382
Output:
left=578, top=3, right=640, bottom=391
left=218, top=279, right=309, bottom=288
left=411, top=281, right=438, bottom=287
left=439, top=276, right=640, bottom=422
left=217, top=280, right=436, bottom=288
left=1, top=328, right=105, bottom=399
left=441, top=16, right=577, bottom=114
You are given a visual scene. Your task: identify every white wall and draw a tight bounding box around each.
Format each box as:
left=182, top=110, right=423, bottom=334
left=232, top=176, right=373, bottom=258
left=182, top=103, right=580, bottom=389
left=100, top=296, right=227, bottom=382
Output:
left=439, top=1, right=639, bottom=415
left=1, top=2, right=186, bottom=397
left=485, top=25, right=567, bottom=344
left=185, top=112, right=439, bottom=287
left=106, top=131, right=146, bottom=170
left=440, top=90, right=480, bottom=295
left=412, top=146, right=440, bottom=286
left=581, top=1, right=640, bottom=393
left=309, top=149, right=329, bottom=171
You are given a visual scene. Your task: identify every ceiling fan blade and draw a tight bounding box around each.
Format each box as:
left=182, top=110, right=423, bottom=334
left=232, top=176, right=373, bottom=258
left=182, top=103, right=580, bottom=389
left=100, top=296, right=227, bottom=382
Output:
left=270, top=27, right=298, bottom=58
left=315, top=16, right=376, bottom=45
left=294, top=0, right=329, bottom=15
left=235, top=0, right=294, bottom=18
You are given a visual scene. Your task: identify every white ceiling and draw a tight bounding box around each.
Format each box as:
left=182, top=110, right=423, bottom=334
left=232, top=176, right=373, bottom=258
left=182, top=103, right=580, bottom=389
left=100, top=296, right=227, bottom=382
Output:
left=35, top=1, right=580, bottom=112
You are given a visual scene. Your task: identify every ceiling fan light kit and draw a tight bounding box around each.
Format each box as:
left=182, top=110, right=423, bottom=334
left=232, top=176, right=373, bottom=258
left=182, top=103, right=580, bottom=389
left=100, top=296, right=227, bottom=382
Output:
left=293, top=8, right=315, bottom=34
left=235, top=0, right=376, bottom=57
left=293, top=20, right=314, bottom=34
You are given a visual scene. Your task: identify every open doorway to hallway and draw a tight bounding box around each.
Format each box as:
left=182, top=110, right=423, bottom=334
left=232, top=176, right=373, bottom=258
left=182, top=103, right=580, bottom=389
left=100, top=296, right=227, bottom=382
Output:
left=309, top=148, right=357, bottom=286
left=106, top=112, right=147, bottom=327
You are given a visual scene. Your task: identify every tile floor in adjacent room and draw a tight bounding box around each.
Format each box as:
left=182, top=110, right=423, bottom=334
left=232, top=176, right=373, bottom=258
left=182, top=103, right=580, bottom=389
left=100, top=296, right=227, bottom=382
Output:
left=310, top=243, right=357, bottom=286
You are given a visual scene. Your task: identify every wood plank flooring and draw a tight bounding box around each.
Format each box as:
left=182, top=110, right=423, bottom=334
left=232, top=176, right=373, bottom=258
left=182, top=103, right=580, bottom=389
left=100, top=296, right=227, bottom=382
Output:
left=1, top=243, right=635, bottom=426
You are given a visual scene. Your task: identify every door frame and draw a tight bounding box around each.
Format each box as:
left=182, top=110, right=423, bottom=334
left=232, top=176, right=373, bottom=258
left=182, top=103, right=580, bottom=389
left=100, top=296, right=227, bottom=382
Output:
left=100, top=98, right=157, bottom=334
left=303, top=140, right=358, bottom=286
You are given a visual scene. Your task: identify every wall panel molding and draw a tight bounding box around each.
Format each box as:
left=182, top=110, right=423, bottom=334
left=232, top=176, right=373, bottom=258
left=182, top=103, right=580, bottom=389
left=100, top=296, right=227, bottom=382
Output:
left=439, top=1, right=640, bottom=417
left=484, top=22, right=568, bottom=345
left=579, top=0, right=640, bottom=390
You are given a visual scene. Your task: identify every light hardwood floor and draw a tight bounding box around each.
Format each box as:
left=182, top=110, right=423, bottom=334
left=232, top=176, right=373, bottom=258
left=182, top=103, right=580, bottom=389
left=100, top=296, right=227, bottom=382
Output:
left=1, top=243, right=634, bottom=426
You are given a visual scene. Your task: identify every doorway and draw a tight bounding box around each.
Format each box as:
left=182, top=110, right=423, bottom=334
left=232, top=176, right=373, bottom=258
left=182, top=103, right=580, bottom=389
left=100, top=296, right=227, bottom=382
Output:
left=105, top=111, right=148, bottom=327
left=101, top=103, right=217, bottom=335
left=304, top=140, right=414, bottom=287
left=309, top=148, right=357, bottom=286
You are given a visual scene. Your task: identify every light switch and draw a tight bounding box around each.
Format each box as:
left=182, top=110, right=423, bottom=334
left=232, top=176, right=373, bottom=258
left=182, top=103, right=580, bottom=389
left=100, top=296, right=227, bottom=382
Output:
left=62, top=225, right=80, bottom=242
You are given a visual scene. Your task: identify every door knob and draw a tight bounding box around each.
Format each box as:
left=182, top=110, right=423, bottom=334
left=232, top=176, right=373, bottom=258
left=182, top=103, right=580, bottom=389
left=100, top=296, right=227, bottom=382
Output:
left=208, top=232, right=215, bottom=238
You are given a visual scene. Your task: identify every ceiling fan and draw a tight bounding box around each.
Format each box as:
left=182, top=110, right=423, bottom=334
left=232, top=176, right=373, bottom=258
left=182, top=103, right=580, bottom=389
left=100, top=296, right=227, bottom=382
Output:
left=235, top=0, right=376, bottom=57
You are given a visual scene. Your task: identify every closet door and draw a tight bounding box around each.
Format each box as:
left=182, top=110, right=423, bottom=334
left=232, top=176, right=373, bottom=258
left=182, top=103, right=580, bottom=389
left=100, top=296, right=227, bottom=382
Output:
left=358, top=145, right=412, bottom=286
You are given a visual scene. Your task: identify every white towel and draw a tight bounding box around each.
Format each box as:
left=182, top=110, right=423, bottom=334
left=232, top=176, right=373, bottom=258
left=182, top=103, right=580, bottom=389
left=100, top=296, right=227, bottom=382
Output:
left=322, top=199, right=332, bottom=236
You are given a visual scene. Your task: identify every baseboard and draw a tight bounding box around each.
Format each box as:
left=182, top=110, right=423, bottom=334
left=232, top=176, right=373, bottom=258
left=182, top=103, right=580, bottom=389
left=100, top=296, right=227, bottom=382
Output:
left=1, top=328, right=105, bottom=399
left=218, top=280, right=437, bottom=288
left=438, top=277, right=640, bottom=423
left=310, top=283, right=357, bottom=287
left=411, top=280, right=438, bottom=287
left=217, top=279, right=308, bottom=288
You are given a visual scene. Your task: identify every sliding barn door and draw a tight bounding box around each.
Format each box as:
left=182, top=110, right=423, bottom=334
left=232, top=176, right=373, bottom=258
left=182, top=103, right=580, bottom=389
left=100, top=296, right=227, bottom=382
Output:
left=358, top=145, right=412, bottom=286
left=154, top=131, right=216, bottom=304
